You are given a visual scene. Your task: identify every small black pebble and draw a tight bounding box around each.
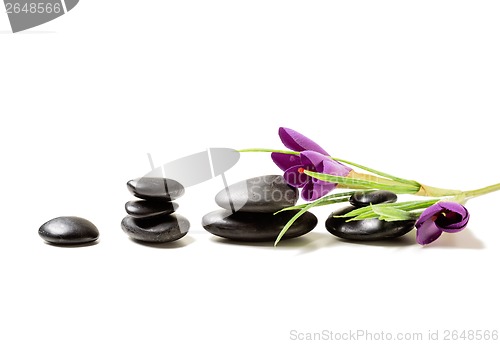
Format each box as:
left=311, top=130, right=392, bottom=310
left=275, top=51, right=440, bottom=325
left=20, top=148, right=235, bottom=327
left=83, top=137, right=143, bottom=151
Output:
left=349, top=190, right=398, bottom=208
left=121, top=214, right=190, bottom=243
left=39, top=216, right=99, bottom=245
left=127, top=177, right=185, bottom=201
left=325, top=206, right=415, bottom=241
left=125, top=200, right=179, bottom=218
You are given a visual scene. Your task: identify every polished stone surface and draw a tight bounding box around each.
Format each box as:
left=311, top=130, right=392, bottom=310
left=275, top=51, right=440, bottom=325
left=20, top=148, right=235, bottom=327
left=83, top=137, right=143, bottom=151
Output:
left=127, top=177, right=185, bottom=201
left=202, top=209, right=317, bottom=242
left=125, top=200, right=178, bottom=218
left=215, top=175, right=298, bottom=213
left=39, top=216, right=99, bottom=245
left=349, top=190, right=398, bottom=208
left=121, top=214, right=190, bottom=243
left=325, top=206, right=415, bottom=241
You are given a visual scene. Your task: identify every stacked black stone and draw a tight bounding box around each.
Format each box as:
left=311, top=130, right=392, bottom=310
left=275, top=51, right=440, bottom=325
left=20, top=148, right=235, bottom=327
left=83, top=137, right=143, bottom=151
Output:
left=202, top=175, right=318, bottom=242
left=325, top=190, right=416, bottom=240
left=121, top=177, right=190, bottom=243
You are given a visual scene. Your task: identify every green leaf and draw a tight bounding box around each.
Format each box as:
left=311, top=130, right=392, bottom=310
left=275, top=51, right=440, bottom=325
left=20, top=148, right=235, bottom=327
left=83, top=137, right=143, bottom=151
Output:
left=275, top=197, right=351, bottom=213
left=274, top=196, right=327, bottom=246
left=273, top=191, right=376, bottom=237
left=390, top=199, right=440, bottom=211
left=335, top=207, right=374, bottom=218
left=274, top=191, right=362, bottom=214
left=370, top=204, right=415, bottom=221
left=335, top=199, right=441, bottom=222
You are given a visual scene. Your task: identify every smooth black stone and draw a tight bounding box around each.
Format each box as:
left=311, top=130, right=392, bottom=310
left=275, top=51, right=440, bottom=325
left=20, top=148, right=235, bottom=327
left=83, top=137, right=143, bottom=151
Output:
left=125, top=200, right=178, bottom=218
left=215, top=175, right=299, bottom=213
left=121, top=214, right=189, bottom=243
left=202, top=209, right=317, bottom=242
left=325, top=206, right=415, bottom=241
left=127, top=177, right=184, bottom=201
left=349, top=190, right=398, bottom=208
left=39, top=216, right=99, bottom=245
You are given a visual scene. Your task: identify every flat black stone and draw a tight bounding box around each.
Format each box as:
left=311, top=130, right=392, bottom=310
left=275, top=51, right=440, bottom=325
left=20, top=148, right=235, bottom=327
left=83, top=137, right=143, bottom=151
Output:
left=202, top=209, right=317, bottom=242
left=121, top=214, right=189, bottom=243
left=349, top=190, right=398, bottom=208
left=127, top=177, right=184, bottom=201
left=39, top=216, right=99, bottom=245
left=215, top=175, right=299, bottom=213
left=325, top=206, right=415, bottom=241
left=125, top=200, right=178, bottom=218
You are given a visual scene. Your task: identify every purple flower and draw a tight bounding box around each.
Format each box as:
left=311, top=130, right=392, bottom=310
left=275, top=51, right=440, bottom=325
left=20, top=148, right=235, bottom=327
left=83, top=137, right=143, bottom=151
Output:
left=416, top=202, right=470, bottom=245
left=275, top=127, right=330, bottom=156
left=271, top=128, right=352, bottom=201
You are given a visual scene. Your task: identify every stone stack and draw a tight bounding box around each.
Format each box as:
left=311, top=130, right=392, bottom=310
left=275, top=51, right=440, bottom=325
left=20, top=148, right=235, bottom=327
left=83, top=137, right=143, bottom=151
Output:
left=121, top=177, right=190, bottom=243
left=202, top=175, right=318, bottom=242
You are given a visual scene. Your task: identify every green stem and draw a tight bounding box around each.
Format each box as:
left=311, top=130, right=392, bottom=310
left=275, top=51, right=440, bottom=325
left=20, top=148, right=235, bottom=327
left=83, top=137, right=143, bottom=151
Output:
left=417, top=184, right=462, bottom=197
left=463, top=183, right=500, bottom=198
left=330, top=156, right=420, bottom=187
left=238, top=148, right=299, bottom=155
left=305, top=170, right=420, bottom=194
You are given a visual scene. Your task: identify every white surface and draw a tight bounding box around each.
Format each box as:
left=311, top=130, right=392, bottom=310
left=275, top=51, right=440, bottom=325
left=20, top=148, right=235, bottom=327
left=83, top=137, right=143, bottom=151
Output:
left=1, top=1, right=499, bottom=343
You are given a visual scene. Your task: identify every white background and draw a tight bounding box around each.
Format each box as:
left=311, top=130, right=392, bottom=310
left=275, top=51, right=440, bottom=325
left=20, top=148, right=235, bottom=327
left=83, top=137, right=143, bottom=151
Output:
left=1, top=1, right=499, bottom=343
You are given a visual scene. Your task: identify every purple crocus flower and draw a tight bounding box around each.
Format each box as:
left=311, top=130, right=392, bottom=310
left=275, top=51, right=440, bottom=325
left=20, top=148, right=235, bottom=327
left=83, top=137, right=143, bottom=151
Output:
left=271, top=127, right=352, bottom=201
left=416, top=202, right=470, bottom=245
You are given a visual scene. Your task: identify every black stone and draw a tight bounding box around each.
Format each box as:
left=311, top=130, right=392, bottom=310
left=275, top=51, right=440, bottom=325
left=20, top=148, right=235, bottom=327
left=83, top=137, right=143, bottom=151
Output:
left=215, top=175, right=299, bottom=213
left=325, top=206, right=415, bottom=241
left=349, top=190, right=398, bottom=208
left=121, top=214, right=189, bottom=243
left=39, top=216, right=99, bottom=245
left=202, top=209, right=317, bottom=242
left=125, top=200, right=178, bottom=218
left=127, top=177, right=184, bottom=201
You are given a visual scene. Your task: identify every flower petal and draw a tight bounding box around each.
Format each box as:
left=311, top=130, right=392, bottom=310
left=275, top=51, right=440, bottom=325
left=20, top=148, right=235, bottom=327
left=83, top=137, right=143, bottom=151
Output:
left=271, top=152, right=301, bottom=171
left=416, top=218, right=443, bottom=245
left=435, top=202, right=470, bottom=233
left=301, top=179, right=336, bottom=201
left=278, top=127, right=329, bottom=155
left=415, top=203, right=441, bottom=228
left=415, top=202, right=469, bottom=245
left=299, top=150, right=332, bottom=170
left=284, top=166, right=308, bottom=188
left=299, top=150, right=352, bottom=179
left=320, top=156, right=352, bottom=177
